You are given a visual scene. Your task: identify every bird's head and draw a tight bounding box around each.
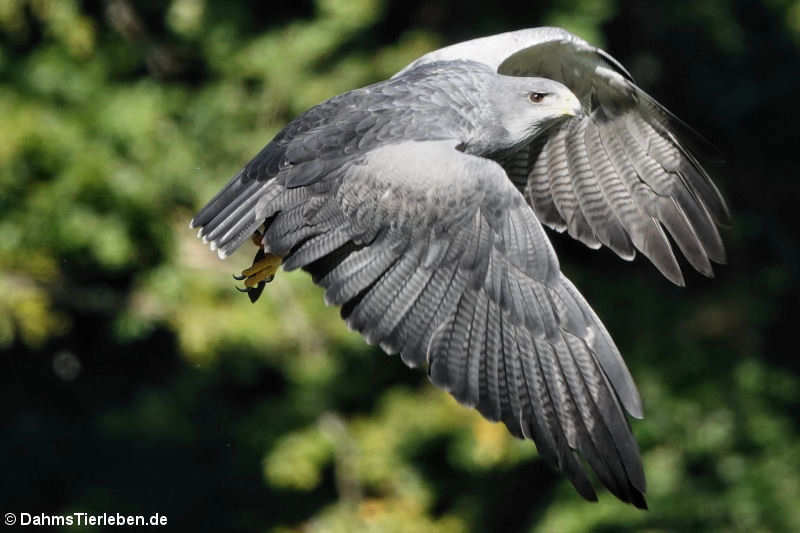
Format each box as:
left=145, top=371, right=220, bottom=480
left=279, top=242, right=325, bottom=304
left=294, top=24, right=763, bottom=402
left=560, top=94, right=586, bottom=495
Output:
left=491, top=75, right=582, bottom=148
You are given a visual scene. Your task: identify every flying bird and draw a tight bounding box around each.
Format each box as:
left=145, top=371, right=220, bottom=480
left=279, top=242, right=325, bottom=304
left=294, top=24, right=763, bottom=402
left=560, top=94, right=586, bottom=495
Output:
left=191, top=28, right=729, bottom=509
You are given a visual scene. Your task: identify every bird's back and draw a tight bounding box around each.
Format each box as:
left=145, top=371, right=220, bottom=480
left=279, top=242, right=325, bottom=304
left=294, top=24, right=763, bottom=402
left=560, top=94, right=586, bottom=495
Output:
left=237, top=61, right=504, bottom=183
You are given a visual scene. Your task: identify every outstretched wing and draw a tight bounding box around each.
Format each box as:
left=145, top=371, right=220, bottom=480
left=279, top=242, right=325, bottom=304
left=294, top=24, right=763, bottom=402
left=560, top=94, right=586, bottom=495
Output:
left=193, top=138, right=647, bottom=507
left=402, top=27, right=729, bottom=285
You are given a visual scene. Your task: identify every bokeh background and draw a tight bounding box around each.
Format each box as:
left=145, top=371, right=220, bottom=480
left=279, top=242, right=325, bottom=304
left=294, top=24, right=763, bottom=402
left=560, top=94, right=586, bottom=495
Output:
left=2, top=0, right=799, bottom=531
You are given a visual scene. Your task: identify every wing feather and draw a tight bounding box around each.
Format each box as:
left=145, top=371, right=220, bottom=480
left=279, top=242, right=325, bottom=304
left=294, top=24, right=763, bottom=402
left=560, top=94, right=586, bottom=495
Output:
left=406, top=27, right=729, bottom=284
left=192, top=128, right=647, bottom=505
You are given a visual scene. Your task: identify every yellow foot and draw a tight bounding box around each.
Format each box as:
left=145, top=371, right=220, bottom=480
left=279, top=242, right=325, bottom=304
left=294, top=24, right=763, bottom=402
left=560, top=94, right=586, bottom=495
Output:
left=234, top=250, right=282, bottom=302
left=238, top=253, right=281, bottom=287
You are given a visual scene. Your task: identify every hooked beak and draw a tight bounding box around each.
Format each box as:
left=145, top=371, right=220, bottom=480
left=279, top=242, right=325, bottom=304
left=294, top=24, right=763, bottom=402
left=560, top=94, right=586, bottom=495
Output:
left=560, top=91, right=583, bottom=118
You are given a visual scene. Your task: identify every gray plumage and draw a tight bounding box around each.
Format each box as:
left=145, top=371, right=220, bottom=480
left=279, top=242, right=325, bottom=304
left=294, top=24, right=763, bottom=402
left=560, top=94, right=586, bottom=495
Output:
left=401, top=27, right=729, bottom=285
left=192, top=31, right=728, bottom=509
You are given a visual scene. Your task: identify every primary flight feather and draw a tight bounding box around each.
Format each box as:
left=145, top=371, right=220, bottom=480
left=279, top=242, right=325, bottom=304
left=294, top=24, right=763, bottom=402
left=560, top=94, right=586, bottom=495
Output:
left=191, top=28, right=729, bottom=509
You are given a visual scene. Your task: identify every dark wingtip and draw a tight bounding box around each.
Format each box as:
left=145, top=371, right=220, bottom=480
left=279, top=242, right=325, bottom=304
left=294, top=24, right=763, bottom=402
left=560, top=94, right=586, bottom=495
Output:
left=572, top=477, right=599, bottom=503
left=714, top=247, right=728, bottom=265
left=631, top=490, right=648, bottom=510
left=714, top=210, right=734, bottom=230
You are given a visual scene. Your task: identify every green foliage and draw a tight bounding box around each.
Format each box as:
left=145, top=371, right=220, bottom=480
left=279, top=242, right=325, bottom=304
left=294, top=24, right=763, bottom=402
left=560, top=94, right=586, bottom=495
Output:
left=2, top=0, right=799, bottom=531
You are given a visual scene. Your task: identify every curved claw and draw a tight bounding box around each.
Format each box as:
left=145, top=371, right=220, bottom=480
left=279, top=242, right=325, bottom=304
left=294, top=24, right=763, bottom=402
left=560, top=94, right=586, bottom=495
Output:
left=233, top=252, right=281, bottom=301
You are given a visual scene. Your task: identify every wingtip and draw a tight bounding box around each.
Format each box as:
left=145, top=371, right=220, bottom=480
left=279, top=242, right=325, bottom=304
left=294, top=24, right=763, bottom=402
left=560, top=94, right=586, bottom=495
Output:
left=594, top=48, right=635, bottom=82
left=631, top=490, right=648, bottom=510
left=715, top=210, right=734, bottom=229
left=569, top=472, right=599, bottom=504
left=626, top=396, right=645, bottom=420
left=666, top=267, right=686, bottom=287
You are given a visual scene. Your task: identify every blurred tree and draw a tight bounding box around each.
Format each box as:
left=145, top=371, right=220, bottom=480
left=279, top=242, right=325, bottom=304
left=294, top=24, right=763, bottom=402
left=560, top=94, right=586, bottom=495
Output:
left=1, top=0, right=798, bottom=531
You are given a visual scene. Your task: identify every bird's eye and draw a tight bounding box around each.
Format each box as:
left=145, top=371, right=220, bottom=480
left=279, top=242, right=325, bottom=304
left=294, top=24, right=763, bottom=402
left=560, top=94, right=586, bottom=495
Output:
left=528, top=92, right=547, bottom=103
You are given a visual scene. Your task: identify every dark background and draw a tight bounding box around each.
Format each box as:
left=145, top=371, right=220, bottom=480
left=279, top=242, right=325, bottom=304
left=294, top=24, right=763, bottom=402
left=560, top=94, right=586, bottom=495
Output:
left=1, top=0, right=798, bottom=531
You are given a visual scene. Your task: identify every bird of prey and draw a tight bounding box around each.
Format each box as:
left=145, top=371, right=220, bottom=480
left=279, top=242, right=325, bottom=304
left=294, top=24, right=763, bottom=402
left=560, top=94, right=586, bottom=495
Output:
left=191, top=28, right=728, bottom=509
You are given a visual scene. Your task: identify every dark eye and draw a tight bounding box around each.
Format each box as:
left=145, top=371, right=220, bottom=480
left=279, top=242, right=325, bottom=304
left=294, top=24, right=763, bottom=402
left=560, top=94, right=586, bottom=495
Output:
left=528, top=92, right=547, bottom=103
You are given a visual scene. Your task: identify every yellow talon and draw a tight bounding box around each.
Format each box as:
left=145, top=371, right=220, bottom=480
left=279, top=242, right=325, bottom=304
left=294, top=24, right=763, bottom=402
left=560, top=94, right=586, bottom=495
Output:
left=241, top=254, right=281, bottom=279
left=234, top=230, right=281, bottom=302
left=244, top=262, right=277, bottom=287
